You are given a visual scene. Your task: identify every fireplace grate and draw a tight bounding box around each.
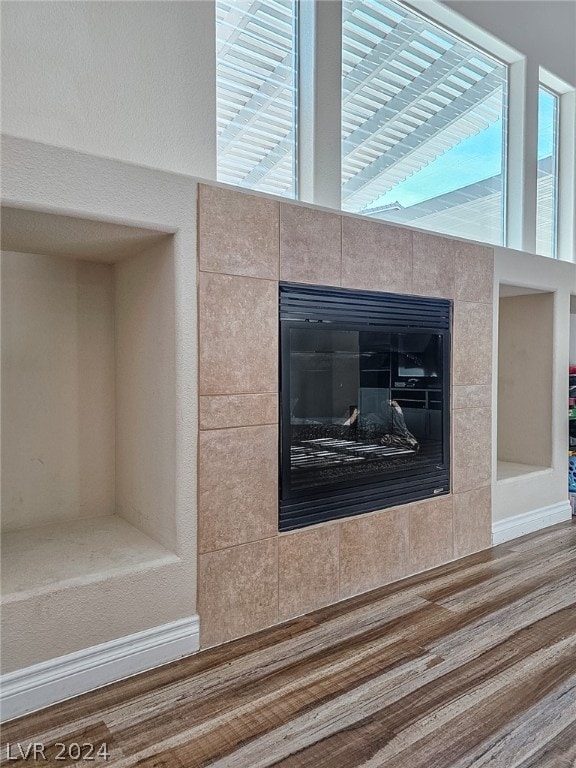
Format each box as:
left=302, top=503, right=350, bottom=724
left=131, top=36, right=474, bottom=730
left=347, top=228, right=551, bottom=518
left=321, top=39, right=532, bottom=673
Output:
left=280, top=283, right=450, bottom=329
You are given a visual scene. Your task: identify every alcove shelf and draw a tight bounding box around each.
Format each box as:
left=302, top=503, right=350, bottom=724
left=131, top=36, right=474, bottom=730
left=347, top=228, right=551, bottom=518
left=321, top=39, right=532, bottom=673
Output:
left=1, top=206, right=178, bottom=600
left=496, top=284, right=554, bottom=482
left=496, top=462, right=553, bottom=482
left=2, top=517, right=177, bottom=600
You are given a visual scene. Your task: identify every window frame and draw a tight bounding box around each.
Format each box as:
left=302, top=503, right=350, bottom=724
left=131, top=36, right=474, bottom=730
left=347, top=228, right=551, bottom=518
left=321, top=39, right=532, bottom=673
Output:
left=536, top=83, right=560, bottom=258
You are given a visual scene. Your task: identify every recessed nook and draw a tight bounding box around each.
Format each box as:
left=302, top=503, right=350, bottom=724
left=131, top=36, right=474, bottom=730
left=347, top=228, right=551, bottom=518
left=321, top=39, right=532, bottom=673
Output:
left=497, top=284, right=554, bottom=481
left=1, top=207, right=178, bottom=599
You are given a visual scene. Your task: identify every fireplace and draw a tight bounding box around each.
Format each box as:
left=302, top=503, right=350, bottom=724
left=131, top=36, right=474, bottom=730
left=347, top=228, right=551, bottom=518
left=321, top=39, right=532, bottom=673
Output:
left=279, top=283, right=451, bottom=531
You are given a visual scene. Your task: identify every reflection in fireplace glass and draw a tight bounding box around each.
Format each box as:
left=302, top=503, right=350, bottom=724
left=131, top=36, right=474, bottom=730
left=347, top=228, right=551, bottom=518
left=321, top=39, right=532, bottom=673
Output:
left=289, top=328, right=444, bottom=491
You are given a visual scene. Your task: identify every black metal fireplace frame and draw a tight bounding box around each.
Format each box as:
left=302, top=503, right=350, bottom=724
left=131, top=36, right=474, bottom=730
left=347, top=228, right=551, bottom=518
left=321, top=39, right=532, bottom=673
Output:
left=279, top=282, right=452, bottom=532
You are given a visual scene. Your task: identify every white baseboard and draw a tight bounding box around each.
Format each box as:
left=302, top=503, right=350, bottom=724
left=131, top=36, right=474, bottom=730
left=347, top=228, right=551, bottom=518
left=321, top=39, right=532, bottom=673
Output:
left=0, top=615, right=200, bottom=722
left=492, top=501, right=572, bottom=545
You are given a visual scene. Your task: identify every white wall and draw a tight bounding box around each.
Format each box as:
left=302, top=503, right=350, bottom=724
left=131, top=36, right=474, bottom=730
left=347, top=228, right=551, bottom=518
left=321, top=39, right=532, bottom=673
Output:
left=445, top=1, right=576, bottom=86
left=0, top=1, right=216, bottom=179
left=571, top=312, right=576, bottom=363
left=1, top=253, right=116, bottom=531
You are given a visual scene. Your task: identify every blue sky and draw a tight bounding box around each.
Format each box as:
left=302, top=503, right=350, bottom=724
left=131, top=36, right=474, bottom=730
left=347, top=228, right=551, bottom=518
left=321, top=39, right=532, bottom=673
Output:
left=538, top=88, right=556, bottom=159
left=365, top=88, right=556, bottom=211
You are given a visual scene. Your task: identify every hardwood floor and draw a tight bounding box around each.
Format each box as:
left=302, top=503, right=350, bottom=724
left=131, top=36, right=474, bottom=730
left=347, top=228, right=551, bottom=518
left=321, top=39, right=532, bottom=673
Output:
left=2, top=520, right=576, bottom=767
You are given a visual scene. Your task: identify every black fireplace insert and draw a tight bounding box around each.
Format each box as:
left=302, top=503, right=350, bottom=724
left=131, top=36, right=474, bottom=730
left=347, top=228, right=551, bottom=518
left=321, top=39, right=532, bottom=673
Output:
left=279, top=283, right=451, bottom=531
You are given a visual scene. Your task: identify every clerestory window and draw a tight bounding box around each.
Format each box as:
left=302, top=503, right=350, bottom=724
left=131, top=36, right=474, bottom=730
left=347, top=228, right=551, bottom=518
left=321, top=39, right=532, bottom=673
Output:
left=342, top=0, right=508, bottom=246
left=536, top=86, right=559, bottom=258
left=216, top=0, right=298, bottom=198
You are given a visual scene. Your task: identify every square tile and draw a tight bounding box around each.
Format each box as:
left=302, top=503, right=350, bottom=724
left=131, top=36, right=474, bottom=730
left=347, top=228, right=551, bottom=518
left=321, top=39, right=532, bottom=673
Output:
left=199, top=394, right=278, bottom=430
left=339, top=507, right=409, bottom=599
left=342, top=216, right=412, bottom=294
left=279, top=524, right=339, bottom=621
left=452, top=407, right=492, bottom=493
left=453, top=487, right=492, bottom=558
left=412, top=232, right=455, bottom=299
left=454, top=243, right=494, bottom=303
left=198, top=184, right=279, bottom=279
left=410, top=497, right=454, bottom=573
left=199, top=538, right=278, bottom=648
left=280, top=204, right=342, bottom=286
left=199, top=272, right=278, bottom=395
left=199, top=425, right=278, bottom=553
left=452, top=385, right=492, bottom=410
left=453, top=301, right=493, bottom=386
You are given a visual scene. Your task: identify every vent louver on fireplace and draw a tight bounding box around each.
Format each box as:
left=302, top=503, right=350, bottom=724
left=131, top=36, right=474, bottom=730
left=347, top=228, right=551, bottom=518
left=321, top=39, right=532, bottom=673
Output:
left=279, top=283, right=451, bottom=531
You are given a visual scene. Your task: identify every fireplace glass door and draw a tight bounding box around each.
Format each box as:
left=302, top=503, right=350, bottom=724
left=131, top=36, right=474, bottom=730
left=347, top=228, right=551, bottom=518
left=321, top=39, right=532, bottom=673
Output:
left=280, top=283, right=451, bottom=531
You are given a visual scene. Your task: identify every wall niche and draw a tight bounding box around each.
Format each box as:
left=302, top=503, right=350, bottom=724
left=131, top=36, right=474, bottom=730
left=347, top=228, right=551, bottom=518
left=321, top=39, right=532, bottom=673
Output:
left=497, top=285, right=554, bottom=479
left=1, top=207, right=178, bottom=598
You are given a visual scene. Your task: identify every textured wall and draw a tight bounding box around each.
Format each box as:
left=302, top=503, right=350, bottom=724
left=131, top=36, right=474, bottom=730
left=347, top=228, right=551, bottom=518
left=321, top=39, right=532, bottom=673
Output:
left=0, top=1, right=216, bottom=178
left=115, top=241, right=177, bottom=551
left=1, top=253, right=115, bottom=531
left=497, top=293, right=554, bottom=467
left=445, top=1, right=576, bottom=87
left=197, top=184, right=495, bottom=649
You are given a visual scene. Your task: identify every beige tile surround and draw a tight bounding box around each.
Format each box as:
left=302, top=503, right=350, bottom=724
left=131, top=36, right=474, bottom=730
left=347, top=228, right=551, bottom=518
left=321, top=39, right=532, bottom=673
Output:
left=197, top=185, right=494, bottom=649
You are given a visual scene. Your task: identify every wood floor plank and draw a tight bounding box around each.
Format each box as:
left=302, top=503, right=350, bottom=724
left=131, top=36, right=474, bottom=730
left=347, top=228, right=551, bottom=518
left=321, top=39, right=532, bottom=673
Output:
left=110, top=629, right=441, bottom=758
left=451, top=673, right=576, bottom=768
left=427, top=570, right=576, bottom=661
left=419, top=542, right=576, bottom=608
left=1, top=520, right=574, bottom=768
left=360, top=639, right=576, bottom=768
left=0, top=616, right=318, bottom=744
left=209, top=611, right=576, bottom=768
left=428, top=549, right=576, bottom=612
left=514, top=718, right=576, bottom=767
left=101, top=595, right=438, bottom=747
